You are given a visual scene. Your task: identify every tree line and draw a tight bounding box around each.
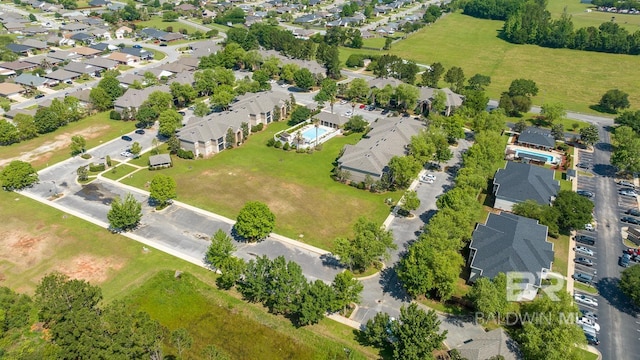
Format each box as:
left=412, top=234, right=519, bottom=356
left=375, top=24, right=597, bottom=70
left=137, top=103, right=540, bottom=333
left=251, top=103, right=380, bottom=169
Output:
left=460, top=0, right=640, bottom=55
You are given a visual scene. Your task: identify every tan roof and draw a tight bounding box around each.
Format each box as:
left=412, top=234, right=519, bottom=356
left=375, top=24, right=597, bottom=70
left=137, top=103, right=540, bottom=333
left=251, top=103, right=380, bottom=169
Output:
left=116, top=26, right=132, bottom=33
left=0, top=82, right=25, bottom=96
left=107, top=52, right=140, bottom=63
left=73, top=46, right=101, bottom=56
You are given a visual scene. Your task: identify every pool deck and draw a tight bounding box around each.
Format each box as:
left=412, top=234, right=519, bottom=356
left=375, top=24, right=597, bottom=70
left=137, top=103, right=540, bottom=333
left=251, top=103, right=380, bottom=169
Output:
left=507, top=145, right=561, bottom=163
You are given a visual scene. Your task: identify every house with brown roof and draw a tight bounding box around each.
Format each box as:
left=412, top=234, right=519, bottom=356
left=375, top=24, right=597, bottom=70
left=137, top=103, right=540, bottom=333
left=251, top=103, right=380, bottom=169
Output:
left=107, top=52, right=140, bottom=65
left=0, top=82, right=26, bottom=97
left=45, top=69, right=80, bottom=83
left=115, top=25, right=133, bottom=39
left=73, top=46, right=102, bottom=57
left=0, top=61, right=37, bottom=72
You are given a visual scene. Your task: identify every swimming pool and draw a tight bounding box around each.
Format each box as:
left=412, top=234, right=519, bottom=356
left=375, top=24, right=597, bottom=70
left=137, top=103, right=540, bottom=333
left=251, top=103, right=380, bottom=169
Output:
left=301, top=126, right=328, bottom=143
left=515, top=149, right=557, bottom=164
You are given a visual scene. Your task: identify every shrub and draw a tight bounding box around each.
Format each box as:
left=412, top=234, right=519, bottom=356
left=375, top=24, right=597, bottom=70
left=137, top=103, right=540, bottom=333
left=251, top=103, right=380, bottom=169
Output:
left=283, top=142, right=290, bottom=151
left=557, top=143, right=569, bottom=152
left=274, top=141, right=282, bottom=148
left=105, top=155, right=112, bottom=167
left=177, top=149, right=195, bottom=159
left=251, top=123, right=264, bottom=132
left=109, top=110, right=121, bottom=120
left=266, top=138, right=276, bottom=147
left=345, top=54, right=365, bottom=67
left=80, top=153, right=92, bottom=159
left=89, top=163, right=105, bottom=172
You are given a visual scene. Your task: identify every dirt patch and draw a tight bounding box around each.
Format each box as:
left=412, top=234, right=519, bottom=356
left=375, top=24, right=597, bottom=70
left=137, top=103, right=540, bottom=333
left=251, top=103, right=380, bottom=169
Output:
left=56, top=254, right=125, bottom=284
left=0, top=125, right=109, bottom=167
left=0, top=230, right=53, bottom=268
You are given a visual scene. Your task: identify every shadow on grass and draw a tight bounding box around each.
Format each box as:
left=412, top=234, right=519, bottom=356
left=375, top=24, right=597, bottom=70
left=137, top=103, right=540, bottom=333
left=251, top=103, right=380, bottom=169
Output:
left=589, top=104, right=618, bottom=115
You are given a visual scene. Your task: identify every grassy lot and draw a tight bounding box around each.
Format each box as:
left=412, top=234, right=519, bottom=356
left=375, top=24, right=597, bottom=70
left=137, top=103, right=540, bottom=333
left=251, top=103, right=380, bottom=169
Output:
left=120, top=122, right=399, bottom=250
left=136, top=17, right=200, bottom=35
left=127, top=271, right=376, bottom=360
left=509, top=113, right=588, bottom=133
left=547, top=0, right=640, bottom=32
left=341, top=12, right=640, bottom=114
left=555, top=171, right=573, bottom=191
left=549, top=234, right=570, bottom=277
left=575, top=282, right=599, bottom=294
left=102, top=163, right=139, bottom=180
left=362, top=37, right=386, bottom=48
left=0, top=112, right=135, bottom=170
left=575, top=348, right=599, bottom=360
left=150, top=48, right=166, bottom=60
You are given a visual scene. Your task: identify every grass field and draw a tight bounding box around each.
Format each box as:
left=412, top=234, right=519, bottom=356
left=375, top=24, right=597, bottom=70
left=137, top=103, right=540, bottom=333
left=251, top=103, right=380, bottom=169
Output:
left=136, top=17, right=200, bottom=35
left=102, top=163, right=139, bottom=180
left=341, top=12, right=640, bottom=114
left=550, top=234, right=570, bottom=277
left=555, top=171, right=573, bottom=191
left=547, top=0, right=640, bottom=32
left=120, top=122, right=399, bottom=250
left=0, top=112, right=135, bottom=170
left=127, top=271, right=376, bottom=359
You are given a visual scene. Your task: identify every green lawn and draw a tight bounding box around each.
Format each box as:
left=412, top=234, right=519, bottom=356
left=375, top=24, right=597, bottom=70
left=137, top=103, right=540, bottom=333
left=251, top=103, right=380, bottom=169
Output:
left=550, top=234, right=570, bottom=277
left=547, top=0, right=640, bottom=32
left=362, top=37, right=386, bottom=49
left=509, top=113, right=588, bottom=134
left=102, top=163, right=139, bottom=180
left=150, top=48, right=165, bottom=60
left=555, top=171, right=572, bottom=191
left=575, top=282, right=599, bottom=294
left=575, top=348, right=599, bottom=360
left=126, top=271, right=376, bottom=360
left=341, top=12, right=640, bottom=114
left=120, top=122, right=399, bottom=250
left=0, top=112, right=135, bottom=170
left=136, top=17, right=200, bottom=35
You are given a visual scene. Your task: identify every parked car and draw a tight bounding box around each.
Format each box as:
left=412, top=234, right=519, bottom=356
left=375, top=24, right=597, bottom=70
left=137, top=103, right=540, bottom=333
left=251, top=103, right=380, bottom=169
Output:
left=576, top=316, right=600, bottom=332
left=575, top=235, right=596, bottom=246
left=133, top=44, right=142, bottom=48
left=627, top=208, right=640, bottom=217
left=619, top=254, right=631, bottom=267
left=159, top=43, right=167, bottom=47
left=625, top=248, right=640, bottom=256
left=580, top=309, right=598, bottom=321
left=35, top=94, right=45, bottom=99
left=343, top=111, right=353, bottom=117
left=340, top=99, right=348, bottom=105
left=420, top=178, right=434, bottom=184
left=381, top=109, right=389, bottom=115
left=424, top=174, right=436, bottom=181
left=135, top=129, right=145, bottom=135
left=121, top=135, right=133, bottom=141
left=576, top=162, right=590, bottom=169
left=585, top=333, right=600, bottom=346
left=619, top=189, right=637, bottom=197
left=584, top=223, right=595, bottom=231
left=120, top=151, right=132, bottom=157
left=575, top=246, right=594, bottom=257
left=575, top=257, right=594, bottom=266
left=621, top=216, right=640, bottom=225
left=577, top=190, right=595, bottom=198
left=359, top=104, right=366, bottom=109
left=573, top=272, right=594, bottom=284
left=574, top=293, right=598, bottom=307
left=618, top=180, right=635, bottom=188
left=178, top=111, right=186, bottom=116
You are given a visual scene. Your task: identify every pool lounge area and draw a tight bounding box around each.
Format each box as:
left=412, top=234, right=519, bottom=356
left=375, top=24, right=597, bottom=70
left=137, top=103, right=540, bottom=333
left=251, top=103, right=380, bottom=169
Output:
left=276, top=122, right=339, bottom=148
left=506, top=146, right=561, bottom=165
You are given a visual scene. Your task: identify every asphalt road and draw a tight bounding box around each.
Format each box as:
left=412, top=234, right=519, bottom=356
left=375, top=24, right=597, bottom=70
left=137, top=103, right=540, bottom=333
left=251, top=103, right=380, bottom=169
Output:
left=573, top=126, right=640, bottom=359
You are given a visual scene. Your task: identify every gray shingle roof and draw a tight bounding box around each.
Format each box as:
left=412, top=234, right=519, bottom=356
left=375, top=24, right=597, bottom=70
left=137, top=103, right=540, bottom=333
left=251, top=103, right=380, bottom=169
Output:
left=83, top=57, right=118, bottom=69
left=517, top=127, right=556, bottom=148
left=494, top=161, right=560, bottom=206
left=114, top=85, right=170, bottom=109
left=45, top=69, right=79, bottom=81
left=64, top=62, right=99, bottom=74
left=470, top=212, right=554, bottom=287
left=149, top=154, right=172, bottom=167
left=14, top=73, right=49, bottom=87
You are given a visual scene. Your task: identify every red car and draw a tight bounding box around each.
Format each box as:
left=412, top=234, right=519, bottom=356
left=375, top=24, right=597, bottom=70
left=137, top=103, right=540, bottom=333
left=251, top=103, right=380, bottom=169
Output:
left=359, top=104, right=366, bottom=109
left=626, top=248, right=640, bottom=256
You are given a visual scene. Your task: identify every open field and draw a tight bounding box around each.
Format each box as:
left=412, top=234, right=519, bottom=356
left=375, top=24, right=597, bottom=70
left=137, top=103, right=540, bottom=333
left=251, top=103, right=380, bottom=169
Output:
left=550, top=234, right=570, bottom=277
left=0, top=112, right=135, bottom=170
left=547, top=0, right=640, bottom=32
left=0, top=191, right=378, bottom=358
left=120, top=122, right=399, bottom=250
left=341, top=12, right=639, bottom=114
left=102, top=163, right=139, bottom=180
left=127, top=271, right=376, bottom=359
left=136, top=17, right=200, bottom=35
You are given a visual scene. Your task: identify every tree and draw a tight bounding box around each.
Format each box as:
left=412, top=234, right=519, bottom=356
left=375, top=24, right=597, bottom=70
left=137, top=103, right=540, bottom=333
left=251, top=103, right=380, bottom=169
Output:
left=130, top=141, right=142, bottom=158
left=170, top=328, right=193, bottom=360
left=89, top=87, right=113, bottom=111
left=423, top=4, right=442, bottom=23
left=362, top=312, right=392, bottom=348
left=33, top=107, right=60, bottom=134
left=619, top=265, right=640, bottom=306
left=614, top=110, right=640, bottom=134
left=514, top=119, right=528, bottom=133
left=443, top=66, right=465, bottom=92
left=343, top=115, right=368, bottom=133
left=77, top=165, right=88, bottom=182
left=552, top=190, right=594, bottom=231
left=297, top=280, right=336, bottom=325
left=97, top=75, right=124, bottom=101
left=598, top=89, right=630, bottom=113
left=70, top=135, right=86, bottom=155
left=170, top=82, right=197, bottom=108
left=107, top=193, right=142, bottom=232
left=611, top=126, right=640, bottom=173
left=331, top=270, right=363, bottom=313
left=421, top=62, right=445, bottom=88
left=234, top=201, right=276, bottom=241
left=383, top=37, right=393, bottom=50
left=162, top=10, right=179, bottom=21
left=210, top=88, right=235, bottom=110
left=193, top=101, right=209, bottom=117
left=14, top=113, right=37, bottom=141
left=293, top=68, right=315, bottom=91
left=391, top=303, right=447, bottom=360
left=0, top=160, right=38, bottom=191
left=289, top=106, right=311, bottom=125
left=579, top=124, right=599, bottom=146
left=388, top=155, right=422, bottom=188
left=466, top=274, right=508, bottom=320
left=466, top=73, right=491, bottom=91
left=202, top=345, right=230, bottom=360
left=158, top=109, right=182, bottom=137
left=429, top=90, right=447, bottom=115
left=395, top=84, right=420, bottom=111
left=346, top=78, right=369, bottom=102
left=508, top=78, right=539, bottom=97
left=401, top=190, right=421, bottom=215
left=206, top=229, right=236, bottom=269
left=551, top=124, right=565, bottom=141
left=145, top=91, right=174, bottom=114
left=540, top=103, right=566, bottom=124
left=149, top=174, right=176, bottom=208
left=333, top=217, right=396, bottom=272
left=217, top=256, right=245, bottom=290
left=517, top=292, right=586, bottom=360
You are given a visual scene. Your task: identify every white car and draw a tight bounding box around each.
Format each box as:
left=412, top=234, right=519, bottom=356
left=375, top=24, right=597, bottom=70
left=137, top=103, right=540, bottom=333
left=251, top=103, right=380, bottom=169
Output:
left=575, top=246, right=594, bottom=257
left=421, top=177, right=434, bottom=184
left=120, top=151, right=132, bottom=157
left=574, top=294, right=598, bottom=307
left=584, top=223, right=594, bottom=231
left=424, top=174, right=436, bottom=181
left=343, top=111, right=353, bottom=117
left=576, top=317, right=600, bottom=332
left=340, top=100, right=348, bottom=105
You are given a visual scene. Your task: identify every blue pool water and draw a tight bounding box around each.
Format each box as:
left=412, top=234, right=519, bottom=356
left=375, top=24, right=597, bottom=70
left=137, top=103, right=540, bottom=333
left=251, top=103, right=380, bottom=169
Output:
left=516, top=149, right=556, bottom=163
left=302, top=126, right=328, bottom=142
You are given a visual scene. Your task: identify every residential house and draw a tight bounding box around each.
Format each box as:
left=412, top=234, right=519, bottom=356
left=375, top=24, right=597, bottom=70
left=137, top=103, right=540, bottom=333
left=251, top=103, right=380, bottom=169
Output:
left=158, top=62, right=192, bottom=75
left=177, top=91, right=289, bottom=157
left=0, top=82, right=26, bottom=97
left=22, top=26, right=50, bottom=35
left=107, top=2, right=125, bottom=10
left=115, top=25, right=133, bottom=39
left=368, top=77, right=404, bottom=90
left=48, top=50, right=83, bottom=61
left=493, top=161, right=560, bottom=211
left=89, top=42, right=116, bottom=52
left=0, top=61, right=37, bottom=72
left=64, top=62, right=100, bottom=75
left=116, top=73, right=144, bottom=88
left=177, top=56, right=199, bottom=70
left=70, top=32, right=95, bottom=44
left=3, top=22, right=26, bottom=33
left=6, top=43, right=33, bottom=56
left=293, top=13, right=320, bottom=24
left=21, top=39, right=48, bottom=51
left=73, top=46, right=102, bottom=57
left=176, top=3, right=196, bottom=11
left=313, top=111, right=349, bottom=129
left=88, top=0, right=109, bottom=7
left=60, top=23, right=88, bottom=33
left=139, top=28, right=183, bottom=42
left=21, top=55, right=61, bottom=68
left=4, top=108, right=36, bottom=119
left=67, top=88, right=92, bottom=107
left=113, top=85, right=170, bottom=113
left=469, top=212, right=554, bottom=301
left=517, top=127, right=556, bottom=151
left=171, top=71, right=195, bottom=86
left=83, top=57, right=118, bottom=70
left=119, top=47, right=153, bottom=60
left=89, top=27, right=111, bottom=40
left=191, top=41, right=221, bottom=59
left=418, top=87, right=464, bottom=116
left=337, top=117, right=424, bottom=183
left=261, top=50, right=326, bottom=76
left=13, top=73, right=52, bottom=89
left=143, top=67, right=173, bottom=79
left=44, top=69, right=80, bottom=83
left=107, top=52, right=140, bottom=66
left=452, top=328, right=519, bottom=360
left=293, top=28, right=319, bottom=40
